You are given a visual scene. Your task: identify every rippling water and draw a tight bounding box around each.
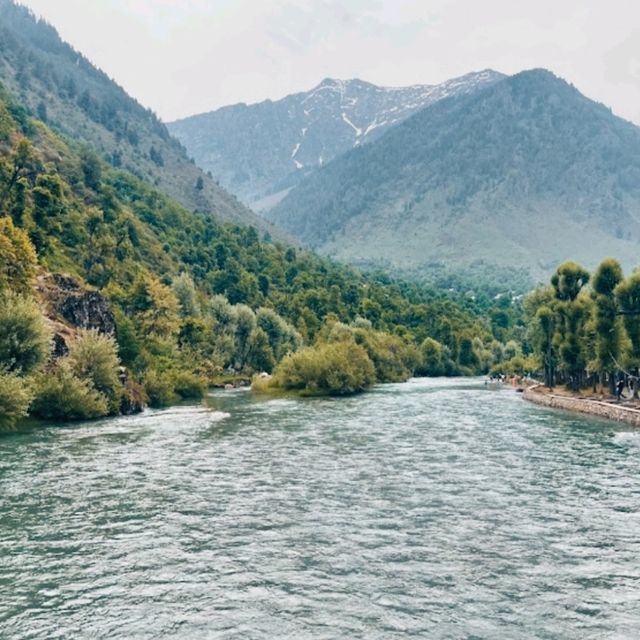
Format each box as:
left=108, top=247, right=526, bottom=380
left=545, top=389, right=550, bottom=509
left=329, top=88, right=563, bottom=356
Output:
left=2, top=378, right=640, bottom=639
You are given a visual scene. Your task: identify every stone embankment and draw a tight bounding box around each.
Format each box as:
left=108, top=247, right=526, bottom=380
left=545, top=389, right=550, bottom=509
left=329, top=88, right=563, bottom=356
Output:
left=523, top=384, right=640, bottom=427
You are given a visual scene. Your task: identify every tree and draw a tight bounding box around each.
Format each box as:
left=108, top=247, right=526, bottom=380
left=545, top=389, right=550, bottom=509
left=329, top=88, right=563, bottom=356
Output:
left=234, top=304, right=256, bottom=368
left=0, top=292, right=50, bottom=374
left=138, top=277, right=181, bottom=337
left=0, top=372, right=33, bottom=430
left=549, top=262, right=591, bottom=390
left=31, top=367, right=109, bottom=420
left=591, top=259, right=624, bottom=392
left=551, top=261, right=590, bottom=302
left=67, top=330, right=122, bottom=411
left=0, top=217, right=38, bottom=293
left=173, top=272, right=201, bottom=317
left=0, top=139, right=36, bottom=211
left=535, top=306, right=556, bottom=387
left=616, top=272, right=640, bottom=397
left=246, top=327, right=275, bottom=372
left=80, top=147, right=102, bottom=191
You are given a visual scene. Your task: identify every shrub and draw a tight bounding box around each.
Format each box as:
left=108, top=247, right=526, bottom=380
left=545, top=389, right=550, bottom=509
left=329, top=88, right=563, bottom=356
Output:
left=246, top=327, right=275, bottom=373
left=172, top=370, right=206, bottom=399
left=0, top=292, right=51, bottom=374
left=417, top=337, right=446, bottom=376
left=273, top=341, right=375, bottom=396
left=0, top=217, right=37, bottom=293
left=31, top=368, right=109, bottom=420
left=144, top=369, right=177, bottom=408
left=251, top=373, right=274, bottom=394
left=67, top=330, right=122, bottom=409
left=353, top=329, right=416, bottom=383
left=0, top=372, right=33, bottom=430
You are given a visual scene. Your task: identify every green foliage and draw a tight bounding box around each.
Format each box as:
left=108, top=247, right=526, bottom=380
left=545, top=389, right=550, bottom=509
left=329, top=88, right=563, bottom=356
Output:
left=144, top=369, right=177, bottom=408
left=616, top=272, right=640, bottom=369
left=0, top=372, right=32, bottom=430
left=67, top=329, right=122, bottom=412
left=0, top=291, right=50, bottom=374
left=256, top=307, right=302, bottom=361
left=417, top=337, right=449, bottom=376
left=551, top=261, right=590, bottom=302
left=246, top=327, right=275, bottom=373
left=591, top=259, right=625, bottom=378
left=273, top=341, right=376, bottom=396
left=172, top=370, right=206, bottom=400
left=31, top=367, right=109, bottom=420
left=352, top=328, right=416, bottom=383
left=0, top=216, right=37, bottom=292
left=526, top=258, right=640, bottom=392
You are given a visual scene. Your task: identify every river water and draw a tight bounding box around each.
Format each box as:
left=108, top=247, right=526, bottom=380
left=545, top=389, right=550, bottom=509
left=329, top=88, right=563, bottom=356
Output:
left=1, top=378, right=640, bottom=639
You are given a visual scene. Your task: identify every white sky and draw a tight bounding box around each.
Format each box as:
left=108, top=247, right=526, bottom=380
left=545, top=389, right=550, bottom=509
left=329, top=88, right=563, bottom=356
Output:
left=16, top=0, right=640, bottom=124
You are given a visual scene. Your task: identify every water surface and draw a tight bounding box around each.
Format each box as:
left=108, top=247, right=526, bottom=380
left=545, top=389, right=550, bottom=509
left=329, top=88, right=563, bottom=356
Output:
left=1, top=378, right=640, bottom=638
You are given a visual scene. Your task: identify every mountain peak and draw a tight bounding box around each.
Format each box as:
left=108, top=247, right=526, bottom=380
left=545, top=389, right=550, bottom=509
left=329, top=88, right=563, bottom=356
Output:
left=267, top=69, right=640, bottom=279
left=168, top=70, right=503, bottom=205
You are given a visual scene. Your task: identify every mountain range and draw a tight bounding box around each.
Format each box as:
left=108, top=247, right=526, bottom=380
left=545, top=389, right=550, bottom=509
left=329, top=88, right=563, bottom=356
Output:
left=265, top=69, right=640, bottom=280
left=167, top=70, right=503, bottom=208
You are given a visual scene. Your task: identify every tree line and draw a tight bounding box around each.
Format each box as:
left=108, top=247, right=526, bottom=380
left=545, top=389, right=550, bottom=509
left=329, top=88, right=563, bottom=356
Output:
left=523, top=259, right=640, bottom=394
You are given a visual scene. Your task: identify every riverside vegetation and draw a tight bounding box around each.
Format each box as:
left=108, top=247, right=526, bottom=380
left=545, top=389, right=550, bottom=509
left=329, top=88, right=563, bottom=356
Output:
left=507, top=258, right=640, bottom=396
left=0, top=77, right=527, bottom=429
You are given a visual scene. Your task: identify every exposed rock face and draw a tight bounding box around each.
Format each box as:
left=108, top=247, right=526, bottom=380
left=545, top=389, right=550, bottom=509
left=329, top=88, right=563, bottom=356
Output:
left=39, top=274, right=116, bottom=337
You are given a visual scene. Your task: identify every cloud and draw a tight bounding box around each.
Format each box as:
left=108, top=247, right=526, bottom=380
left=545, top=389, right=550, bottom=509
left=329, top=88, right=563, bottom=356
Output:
left=18, top=0, right=640, bottom=124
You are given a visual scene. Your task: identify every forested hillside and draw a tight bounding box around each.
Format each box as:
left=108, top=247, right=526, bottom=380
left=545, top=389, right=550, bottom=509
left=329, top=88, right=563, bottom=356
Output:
left=0, top=78, right=525, bottom=426
left=0, top=0, right=271, bottom=232
left=269, top=69, right=640, bottom=281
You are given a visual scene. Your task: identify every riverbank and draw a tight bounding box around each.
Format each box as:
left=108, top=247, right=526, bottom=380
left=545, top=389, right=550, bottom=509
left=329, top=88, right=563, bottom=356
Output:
left=523, top=384, right=640, bottom=427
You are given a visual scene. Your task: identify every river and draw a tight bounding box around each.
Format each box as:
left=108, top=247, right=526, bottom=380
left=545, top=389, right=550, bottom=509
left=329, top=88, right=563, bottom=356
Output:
left=1, top=378, right=640, bottom=639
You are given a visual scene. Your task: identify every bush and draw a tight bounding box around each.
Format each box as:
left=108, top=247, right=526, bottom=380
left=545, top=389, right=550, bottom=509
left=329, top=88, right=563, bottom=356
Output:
left=0, top=372, right=33, bottom=430
left=67, top=330, right=122, bottom=410
left=416, top=337, right=453, bottom=376
left=0, top=217, right=38, bottom=293
left=144, top=369, right=177, bottom=408
left=0, top=292, right=51, bottom=374
left=353, top=329, right=416, bottom=383
left=172, top=370, right=206, bottom=399
left=273, top=341, right=375, bottom=396
left=31, top=368, right=109, bottom=420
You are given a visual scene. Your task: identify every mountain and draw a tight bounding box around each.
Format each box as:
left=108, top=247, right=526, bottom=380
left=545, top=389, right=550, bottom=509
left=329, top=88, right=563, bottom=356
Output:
left=266, top=69, right=640, bottom=279
left=0, top=0, right=270, bottom=231
left=167, top=70, right=503, bottom=208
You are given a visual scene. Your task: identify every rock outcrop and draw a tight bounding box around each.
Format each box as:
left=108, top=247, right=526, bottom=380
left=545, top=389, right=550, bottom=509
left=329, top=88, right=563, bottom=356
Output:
left=38, top=274, right=116, bottom=336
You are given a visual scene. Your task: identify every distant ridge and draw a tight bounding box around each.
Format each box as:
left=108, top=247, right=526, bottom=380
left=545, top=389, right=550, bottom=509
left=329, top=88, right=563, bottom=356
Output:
left=167, top=70, right=504, bottom=206
left=267, top=69, right=640, bottom=279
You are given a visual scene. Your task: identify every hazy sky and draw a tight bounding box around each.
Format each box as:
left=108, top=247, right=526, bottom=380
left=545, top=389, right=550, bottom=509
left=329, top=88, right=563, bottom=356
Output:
left=17, top=0, right=640, bottom=124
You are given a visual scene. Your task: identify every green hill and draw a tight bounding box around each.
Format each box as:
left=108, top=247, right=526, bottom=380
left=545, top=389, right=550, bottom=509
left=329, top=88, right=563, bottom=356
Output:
left=1, top=75, right=524, bottom=423
left=268, top=69, right=640, bottom=281
left=0, top=0, right=271, bottom=232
